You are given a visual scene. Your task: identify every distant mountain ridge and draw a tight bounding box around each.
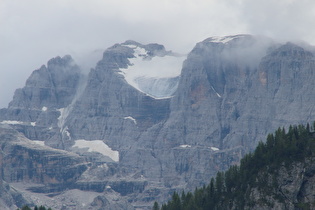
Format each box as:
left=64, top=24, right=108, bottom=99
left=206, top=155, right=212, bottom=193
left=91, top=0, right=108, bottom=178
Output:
left=1, top=34, right=315, bottom=209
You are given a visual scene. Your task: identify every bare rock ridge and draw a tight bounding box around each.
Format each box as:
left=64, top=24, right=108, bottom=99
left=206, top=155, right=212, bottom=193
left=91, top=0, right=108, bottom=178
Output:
left=0, top=55, right=82, bottom=145
left=1, top=35, right=315, bottom=209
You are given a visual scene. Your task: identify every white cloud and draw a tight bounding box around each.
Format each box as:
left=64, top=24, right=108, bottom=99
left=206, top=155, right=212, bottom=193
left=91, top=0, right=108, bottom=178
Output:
left=0, top=0, right=314, bottom=108
left=239, top=0, right=315, bottom=43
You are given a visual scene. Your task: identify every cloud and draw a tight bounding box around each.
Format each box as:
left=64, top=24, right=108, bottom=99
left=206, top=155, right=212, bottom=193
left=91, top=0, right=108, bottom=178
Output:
left=238, top=0, right=315, bottom=44
left=0, top=0, right=314, bottom=108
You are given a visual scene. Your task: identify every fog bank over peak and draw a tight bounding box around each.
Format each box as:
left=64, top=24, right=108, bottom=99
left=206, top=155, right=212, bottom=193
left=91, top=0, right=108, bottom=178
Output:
left=1, top=0, right=315, bottom=108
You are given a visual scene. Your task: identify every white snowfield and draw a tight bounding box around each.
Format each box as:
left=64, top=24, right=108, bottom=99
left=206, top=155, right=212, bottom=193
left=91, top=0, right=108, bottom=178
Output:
left=179, top=145, right=220, bottom=151
left=124, top=116, right=137, bottom=124
left=57, top=108, right=66, bottom=128
left=179, top=144, right=192, bottom=148
left=208, top=35, right=247, bottom=44
left=119, top=45, right=186, bottom=99
left=211, top=85, right=222, bottom=98
left=0, top=120, right=23, bottom=125
left=32, top=141, right=45, bottom=146
left=42, top=106, right=48, bottom=111
left=72, top=140, right=119, bottom=162
left=1, top=120, right=36, bottom=126
left=210, top=147, right=220, bottom=151
left=57, top=108, right=73, bottom=139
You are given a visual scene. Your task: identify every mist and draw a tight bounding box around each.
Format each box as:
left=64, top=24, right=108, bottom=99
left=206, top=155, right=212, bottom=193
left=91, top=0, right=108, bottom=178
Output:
left=1, top=0, right=315, bottom=108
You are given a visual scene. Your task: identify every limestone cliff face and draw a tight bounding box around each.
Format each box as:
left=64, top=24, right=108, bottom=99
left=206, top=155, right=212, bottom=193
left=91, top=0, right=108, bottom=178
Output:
left=0, top=55, right=82, bottom=144
left=124, top=35, right=275, bottom=189
left=60, top=41, right=171, bottom=149
left=0, top=126, right=87, bottom=184
left=9, top=55, right=80, bottom=109
left=155, top=36, right=315, bottom=152
left=119, top=36, right=315, bottom=198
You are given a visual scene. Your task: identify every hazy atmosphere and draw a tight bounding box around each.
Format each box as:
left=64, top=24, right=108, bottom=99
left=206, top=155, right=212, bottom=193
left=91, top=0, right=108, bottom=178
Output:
left=1, top=0, right=315, bottom=108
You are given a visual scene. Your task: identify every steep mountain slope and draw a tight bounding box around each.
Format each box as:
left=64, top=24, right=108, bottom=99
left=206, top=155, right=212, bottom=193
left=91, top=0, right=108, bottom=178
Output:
left=1, top=35, right=315, bottom=209
left=59, top=41, right=181, bottom=149
left=0, top=55, right=83, bottom=145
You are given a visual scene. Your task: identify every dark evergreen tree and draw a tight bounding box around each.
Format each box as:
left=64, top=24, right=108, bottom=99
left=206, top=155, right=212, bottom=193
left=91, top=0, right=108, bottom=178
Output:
left=153, top=201, right=160, bottom=210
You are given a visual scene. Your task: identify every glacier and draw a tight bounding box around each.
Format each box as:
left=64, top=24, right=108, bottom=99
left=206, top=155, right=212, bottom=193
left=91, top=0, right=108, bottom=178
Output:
left=118, top=45, right=186, bottom=99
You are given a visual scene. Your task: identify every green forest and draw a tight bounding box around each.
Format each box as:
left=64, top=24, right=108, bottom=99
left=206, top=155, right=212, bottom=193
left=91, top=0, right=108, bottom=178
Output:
left=155, top=122, right=315, bottom=210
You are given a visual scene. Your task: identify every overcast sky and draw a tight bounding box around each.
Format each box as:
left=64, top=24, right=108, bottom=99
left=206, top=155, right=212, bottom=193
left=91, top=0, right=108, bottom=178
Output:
left=1, top=0, right=315, bottom=108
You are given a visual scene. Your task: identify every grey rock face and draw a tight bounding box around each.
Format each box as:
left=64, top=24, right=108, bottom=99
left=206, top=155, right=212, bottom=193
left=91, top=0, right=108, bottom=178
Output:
left=60, top=41, right=172, bottom=150
left=0, top=126, right=87, bottom=185
left=124, top=35, right=275, bottom=189
left=9, top=55, right=81, bottom=109
left=0, top=180, right=31, bottom=210
left=0, top=55, right=83, bottom=145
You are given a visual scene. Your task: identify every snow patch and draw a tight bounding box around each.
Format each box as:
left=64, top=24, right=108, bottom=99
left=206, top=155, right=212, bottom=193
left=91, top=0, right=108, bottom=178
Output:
left=208, top=35, right=249, bottom=44
left=98, top=163, right=108, bottom=169
left=57, top=108, right=66, bottom=127
left=180, top=144, right=191, bottom=148
left=57, top=108, right=72, bottom=139
left=42, top=106, right=48, bottom=111
left=1, top=120, right=36, bottom=127
left=124, top=116, right=137, bottom=124
left=32, top=141, right=45, bottom=146
left=209, top=36, right=236, bottom=44
left=210, top=147, right=220, bottom=151
left=56, top=77, right=87, bottom=141
left=119, top=45, right=186, bottom=99
left=0, top=120, right=23, bottom=125
left=64, top=128, right=71, bottom=138
left=210, top=86, right=221, bottom=98
left=72, top=140, right=119, bottom=162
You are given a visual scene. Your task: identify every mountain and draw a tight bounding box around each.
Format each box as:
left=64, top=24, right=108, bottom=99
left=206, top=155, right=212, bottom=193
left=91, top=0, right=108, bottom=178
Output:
left=1, top=35, right=315, bottom=209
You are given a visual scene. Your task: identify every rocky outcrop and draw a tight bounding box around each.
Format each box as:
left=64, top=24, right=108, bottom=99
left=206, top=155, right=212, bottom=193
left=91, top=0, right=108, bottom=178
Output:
left=0, top=55, right=83, bottom=146
left=119, top=35, right=276, bottom=189
left=0, top=181, right=31, bottom=210
left=0, top=126, right=87, bottom=184
left=61, top=41, right=172, bottom=148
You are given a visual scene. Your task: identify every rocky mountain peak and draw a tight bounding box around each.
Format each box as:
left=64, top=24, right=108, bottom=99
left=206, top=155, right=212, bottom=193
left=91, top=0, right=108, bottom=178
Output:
left=269, top=42, right=314, bottom=59
left=122, top=40, right=169, bottom=57
left=205, top=34, right=254, bottom=44
left=9, top=55, right=82, bottom=109
left=98, top=41, right=171, bottom=70
left=99, top=41, right=186, bottom=99
left=47, top=55, right=74, bottom=67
